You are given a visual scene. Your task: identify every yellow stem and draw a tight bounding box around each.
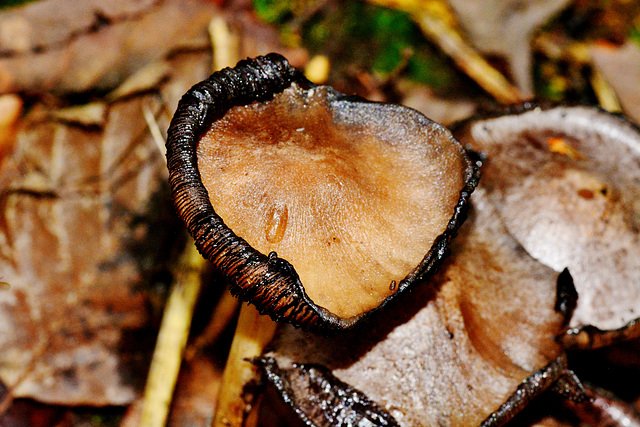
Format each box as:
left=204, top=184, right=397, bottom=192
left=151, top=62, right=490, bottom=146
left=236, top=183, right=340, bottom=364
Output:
left=591, top=69, right=622, bottom=114
left=213, top=303, right=278, bottom=427
left=210, top=16, right=241, bottom=72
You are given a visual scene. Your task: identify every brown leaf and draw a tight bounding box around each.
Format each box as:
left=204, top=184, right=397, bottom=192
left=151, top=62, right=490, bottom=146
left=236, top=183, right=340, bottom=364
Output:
left=447, top=0, right=571, bottom=94
left=0, top=93, right=175, bottom=406
left=0, top=94, right=21, bottom=166
left=0, top=0, right=157, bottom=54
left=0, top=0, right=217, bottom=94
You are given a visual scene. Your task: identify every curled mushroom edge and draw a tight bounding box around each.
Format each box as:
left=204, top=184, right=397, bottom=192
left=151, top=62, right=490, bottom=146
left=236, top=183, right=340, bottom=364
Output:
left=166, top=53, right=479, bottom=331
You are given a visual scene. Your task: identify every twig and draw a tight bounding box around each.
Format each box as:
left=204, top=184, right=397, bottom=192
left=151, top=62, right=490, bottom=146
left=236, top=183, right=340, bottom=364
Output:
left=210, top=16, right=241, bottom=72
left=590, top=69, right=622, bottom=114
left=139, top=239, right=206, bottom=427
left=367, top=0, right=524, bottom=104
left=142, top=101, right=167, bottom=159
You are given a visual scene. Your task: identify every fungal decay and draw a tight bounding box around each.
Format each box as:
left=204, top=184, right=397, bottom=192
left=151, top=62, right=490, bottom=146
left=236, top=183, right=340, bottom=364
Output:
left=166, top=54, right=640, bottom=426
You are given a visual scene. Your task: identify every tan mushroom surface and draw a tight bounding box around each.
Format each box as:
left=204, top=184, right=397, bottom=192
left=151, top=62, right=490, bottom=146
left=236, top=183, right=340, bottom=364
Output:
left=197, top=83, right=468, bottom=319
left=265, top=187, right=565, bottom=426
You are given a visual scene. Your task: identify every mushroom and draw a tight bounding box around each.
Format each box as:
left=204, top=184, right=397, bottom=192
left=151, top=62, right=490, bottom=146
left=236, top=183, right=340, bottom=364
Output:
left=166, top=53, right=477, bottom=331
left=165, top=53, right=477, bottom=424
left=258, top=104, right=640, bottom=426
left=453, top=104, right=640, bottom=347
left=260, top=186, right=575, bottom=426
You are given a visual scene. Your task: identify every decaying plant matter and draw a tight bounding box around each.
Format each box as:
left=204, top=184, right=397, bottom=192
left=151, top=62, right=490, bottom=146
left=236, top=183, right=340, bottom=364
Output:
left=166, top=54, right=640, bottom=426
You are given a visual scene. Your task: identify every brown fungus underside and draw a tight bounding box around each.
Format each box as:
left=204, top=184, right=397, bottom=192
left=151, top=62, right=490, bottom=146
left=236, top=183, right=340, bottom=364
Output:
left=167, top=54, right=477, bottom=330
left=261, top=104, right=640, bottom=426
left=197, top=84, right=467, bottom=319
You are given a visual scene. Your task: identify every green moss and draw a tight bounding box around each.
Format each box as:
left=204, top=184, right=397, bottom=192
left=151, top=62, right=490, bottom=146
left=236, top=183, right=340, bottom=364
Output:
left=406, top=51, right=452, bottom=89
left=294, top=1, right=457, bottom=88
left=630, top=22, right=640, bottom=47
left=253, top=0, right=294, bottom=24
left=251, top=1, right=458, bottom=90
left=0, top=0, right=39, bottom=9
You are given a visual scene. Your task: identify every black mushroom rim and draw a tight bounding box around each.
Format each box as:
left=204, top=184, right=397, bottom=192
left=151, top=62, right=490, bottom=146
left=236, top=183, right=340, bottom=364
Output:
left=166, top=53, right=478, bottom=331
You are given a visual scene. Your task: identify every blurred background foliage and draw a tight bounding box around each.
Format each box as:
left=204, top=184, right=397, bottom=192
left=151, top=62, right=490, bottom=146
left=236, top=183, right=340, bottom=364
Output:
left=253, top=0, right=640, bottom=104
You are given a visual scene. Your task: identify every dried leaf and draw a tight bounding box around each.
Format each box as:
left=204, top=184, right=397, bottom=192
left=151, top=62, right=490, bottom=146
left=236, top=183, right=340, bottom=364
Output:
left=0, top=93, right=21, bottom=164
left=0, top=0, right=217, bottom=94
left=107, top=61, right=172, bottom=102
left=447, top=0, right=570, bottom=94
left=0, top=93, right=177, bottom=406
left=49, top=102, right=107, bottom=127
left=0, top=0, right=157, bottom=54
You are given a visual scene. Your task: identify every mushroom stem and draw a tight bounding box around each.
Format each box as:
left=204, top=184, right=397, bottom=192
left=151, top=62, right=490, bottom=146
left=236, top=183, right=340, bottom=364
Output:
left=185, top=286, right=240, bottom=361
left=213, top=303, right=278, bottom=427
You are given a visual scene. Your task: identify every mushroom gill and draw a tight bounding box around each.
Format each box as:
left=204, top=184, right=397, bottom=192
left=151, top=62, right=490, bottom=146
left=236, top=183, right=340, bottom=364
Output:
left=262, top=187, right=566, bottom=426
left=453, top=105, right=640, bottom=332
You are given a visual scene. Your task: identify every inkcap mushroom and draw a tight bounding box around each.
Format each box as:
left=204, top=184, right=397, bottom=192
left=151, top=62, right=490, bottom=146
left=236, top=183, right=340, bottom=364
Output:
left=453, top=104, right=640, bottom=348
left=166, top=53, right=478, bottom=332
left=259, top=104, right=640, bottom=426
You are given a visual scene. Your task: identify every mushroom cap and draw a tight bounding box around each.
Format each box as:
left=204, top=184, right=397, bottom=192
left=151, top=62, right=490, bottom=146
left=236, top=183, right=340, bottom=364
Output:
left=166, top=54, right=477, bottom=330
left=453, top=104, right=640, bottom=331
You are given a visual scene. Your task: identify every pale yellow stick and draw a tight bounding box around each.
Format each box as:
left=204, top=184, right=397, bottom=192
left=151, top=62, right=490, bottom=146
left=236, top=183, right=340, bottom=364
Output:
left=213, top=303, right=278, bottom=427
left=367, top=0, right=523, bottom=104
left=590, top=69, right=622, bottom=114
left=210, top=16, right=241, bottom=72
left=413, top=11, right=523, bottom=104
left=142, top=101, right=166, bottom=159
left=139, top=240, right=206, bottom=427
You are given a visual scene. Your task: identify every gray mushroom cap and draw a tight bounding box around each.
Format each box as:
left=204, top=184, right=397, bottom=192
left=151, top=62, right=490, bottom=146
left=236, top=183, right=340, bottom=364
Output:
left=454, top=105, right=640, bottom=331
